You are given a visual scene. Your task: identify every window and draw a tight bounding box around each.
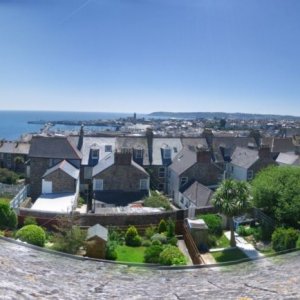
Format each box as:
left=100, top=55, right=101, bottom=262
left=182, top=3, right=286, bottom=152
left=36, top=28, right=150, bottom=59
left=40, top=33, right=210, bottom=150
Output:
left=105, top=145, right=112, bottom=152
left=91, top=149, right=99, bottom=160
left=180, top=177, right=188, bottom=187
left=6, top=154, right=12, bottom=168
left=163, top=148, right=171, bottom=159
left=158, top=183, right=164, bottom=191
left=135, top=149, right=143, bottom=159
left=180, top=196, right=184, bottom=204
left=0, top=153, right=3, bottom=159
left=158, top=167, right=165, bottom=178
left=247, top=170, right=254, bottom=180
left=173, top=147, right=178, bottom=153
left=93, top=179, right=103, bottom=191
left=140, top=179, right=149, bottom=190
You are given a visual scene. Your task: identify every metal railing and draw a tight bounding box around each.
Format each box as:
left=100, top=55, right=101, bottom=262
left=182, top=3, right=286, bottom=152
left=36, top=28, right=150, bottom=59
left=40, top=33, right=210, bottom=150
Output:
left=10, top=185, right=29, bottom=213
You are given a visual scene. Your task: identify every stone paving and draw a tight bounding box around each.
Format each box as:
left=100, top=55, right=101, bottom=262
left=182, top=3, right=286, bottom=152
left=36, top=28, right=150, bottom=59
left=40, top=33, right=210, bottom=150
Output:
left=0, top=239, right=300, bottom=299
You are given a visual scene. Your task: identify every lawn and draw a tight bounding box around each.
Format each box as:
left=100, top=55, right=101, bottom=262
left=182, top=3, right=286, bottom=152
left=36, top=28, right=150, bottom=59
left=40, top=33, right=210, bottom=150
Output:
left=116, top=245, right=146, bottom=263
left=211, top=248, right=248, bottom=263
left=214, top=234, right=230, bottom=248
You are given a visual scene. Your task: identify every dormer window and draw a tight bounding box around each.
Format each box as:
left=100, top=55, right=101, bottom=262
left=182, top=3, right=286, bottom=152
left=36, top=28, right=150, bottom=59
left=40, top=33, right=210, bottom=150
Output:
left=91, top=149, right=99, bottom=160
left=105, top=145, right=112, bottom=152
left=135, top=149, right=143, bottom=159
left=163, top=148, right=171, bottom=159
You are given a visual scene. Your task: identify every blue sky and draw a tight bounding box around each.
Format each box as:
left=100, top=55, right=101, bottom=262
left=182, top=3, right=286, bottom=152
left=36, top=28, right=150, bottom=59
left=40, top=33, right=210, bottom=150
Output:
left=0, top=0, right=300, bottom=115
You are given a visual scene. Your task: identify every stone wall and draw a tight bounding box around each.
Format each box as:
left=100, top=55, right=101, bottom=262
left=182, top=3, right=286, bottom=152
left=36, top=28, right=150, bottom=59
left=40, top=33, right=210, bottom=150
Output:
left=29, top=158, right=49, bottom=200
left=94, top=164, right=149, bottom=192
left=44, top=169, right=76, bottom=194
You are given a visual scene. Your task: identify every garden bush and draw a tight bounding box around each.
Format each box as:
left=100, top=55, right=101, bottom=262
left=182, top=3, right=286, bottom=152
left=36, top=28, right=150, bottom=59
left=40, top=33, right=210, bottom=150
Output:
left=144, top=244, right=163, bottom=263
left=158, top=219, right=167, bottom=233
left=0, top=200, right=18, bottom=229
left=52, top=215, right=86, bottom=254
left=168, top=236, right=178, bottom=246
left=272, top=227, right=299, bottom=252
left=16, top=225, right=46, bottom=247
left=23, top=216, right=37, bottom=226
left=159, top=245, right=187, bottom=265
left=166, top=218, right=175, bottom=238
left=198, top=214, right=222, bottom=237
left=105, top=241, right=117, bottom=260
left=152, top=239, right=162, bottom=246
left=125, top=226, right=142, bottom=247
left=145, top=225, right=156, bottom=239
left=142, top=240, right=152, bottom=247
left=237, top=225, right=254, bottom=237
left=143, top=193, right=171, bottom=210
left=0, top=168, right=19, bottom=184
left=151, top=233, right=167, bottom=244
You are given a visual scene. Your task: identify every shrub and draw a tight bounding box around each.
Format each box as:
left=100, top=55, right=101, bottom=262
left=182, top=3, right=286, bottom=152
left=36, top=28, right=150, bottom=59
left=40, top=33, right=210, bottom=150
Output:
left=105, top=241, right=117, bottom=260
left=198, top=214, right=222, bottom=237
left=0, top=200, right=18, bottom=229
left=207, top=234, right=217, bottom=248
left=52, top=215, right=86, bottom=254
left=143, top=193, right=171, bottom=210
left=168, top=236, right=178, bottom=246
left=144, top=244, right=163, bottom=263
left=23, top=216, right=37, bottom=226
left=16, top=225, right=46, bottom=247
left=158, top=219, right=167, bottom=233
left=159, top=245, right=187, bottom=265
left=125, top=226, right=142, bottom=247
left=166, top=218, right=175, bottom=238
left=272, top=227, right=299, bottom=252
left=237, top=225, right=254, bottom=237
left=151, top=233, right=167, bottom=244
left=142, top=240, right=152, bottom=247
left=145, top=225, right=156, bottom=239
left=152, top=239, right=162, bottom=246
left=0, top=168, right=19, bottom=184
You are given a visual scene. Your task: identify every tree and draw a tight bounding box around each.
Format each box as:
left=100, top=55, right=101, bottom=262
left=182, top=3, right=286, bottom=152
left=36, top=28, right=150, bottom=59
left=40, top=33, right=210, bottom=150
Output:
left=252, top=166, right=300, bottom=228
left=212, top=179, right=252, bottom=247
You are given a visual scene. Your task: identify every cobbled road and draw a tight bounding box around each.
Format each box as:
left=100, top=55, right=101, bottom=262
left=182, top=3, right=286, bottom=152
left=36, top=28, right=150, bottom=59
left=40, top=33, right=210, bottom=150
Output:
left=0, top=239, right=299, bottom=299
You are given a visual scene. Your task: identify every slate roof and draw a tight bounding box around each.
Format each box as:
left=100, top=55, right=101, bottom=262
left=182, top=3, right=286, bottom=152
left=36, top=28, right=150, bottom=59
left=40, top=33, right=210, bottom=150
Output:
left=81, top=137, right=116, bottom=165
left=43, top=160, right=80, bottom=179
left=181, top=138, right=208, bottom=149
left=169, top=147, right=197, bottom=175
left=212, top=137, right=257, bottom=162
left=261, top=137, right=295, bottom=153
left=0, top=141, right=30, bottom=155
left=230, top=146, right=259, bottom=169
left=29, top=136, right=82, bottom=159
left=276, top=152, right=300, bottom=166
left=116, top=137, right=149, bottom=165
left=86, top=224, right=108, bottom=242
left=152, top=138, right=182, bottom=165
left=92, top=153, right=149, bottom=177
left=182, top=181, right=213, bottom=207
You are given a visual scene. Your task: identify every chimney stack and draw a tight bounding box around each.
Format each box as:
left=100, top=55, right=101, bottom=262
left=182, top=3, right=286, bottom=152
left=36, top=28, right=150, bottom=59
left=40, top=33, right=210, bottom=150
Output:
left=258, top=145, right=271, bottom=158
left=196, top=146, right=211, bottom=163
left=146, top=128, right=154, bottom=165
left=77, top=124, right=84, bottom=150
left=114, top=149, right=132, bottom=165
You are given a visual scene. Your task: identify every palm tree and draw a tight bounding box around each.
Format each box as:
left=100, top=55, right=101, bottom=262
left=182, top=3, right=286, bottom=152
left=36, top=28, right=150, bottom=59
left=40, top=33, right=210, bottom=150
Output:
left=212, top=179, right=252, bottom=247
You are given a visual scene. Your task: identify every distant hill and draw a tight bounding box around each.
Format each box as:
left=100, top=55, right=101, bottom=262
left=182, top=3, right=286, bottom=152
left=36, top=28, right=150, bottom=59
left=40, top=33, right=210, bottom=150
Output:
left=148, top=111, right=300, bottom=120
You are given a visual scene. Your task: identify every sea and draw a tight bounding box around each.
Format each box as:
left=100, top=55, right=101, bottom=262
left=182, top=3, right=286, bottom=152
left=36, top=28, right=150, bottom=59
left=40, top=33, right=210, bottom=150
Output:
left=0, top=111, right=138, bottom=140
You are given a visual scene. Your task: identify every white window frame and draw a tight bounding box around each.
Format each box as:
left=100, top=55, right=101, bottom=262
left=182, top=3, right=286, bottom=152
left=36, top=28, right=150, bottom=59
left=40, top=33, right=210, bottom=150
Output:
left=247, top=170, right=254, bottom=180
left=105, top=145, right=112, bottom=152
left=163, top=148, right=171, bottom=159
left=93, top=179, right=103, bottom=191
left=140, top=179, right=149, bottom=190
left=158, top=167, right=165, bottom=178
left=180, top=177, right=188, bottom=187
left=91, top=149, right=99, bottom=160
left=135, top=149, right=143, bottom=159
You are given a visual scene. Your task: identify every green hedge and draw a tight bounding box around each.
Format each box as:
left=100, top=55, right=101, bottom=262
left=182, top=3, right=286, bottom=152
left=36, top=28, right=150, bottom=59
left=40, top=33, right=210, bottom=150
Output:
left=16, top=225, right=46, bottom=247
left=272, top=227, right=299, bottom=252
left=159, top=245, right=186, bottom=266
left=0, top=200, right=17, bottom=229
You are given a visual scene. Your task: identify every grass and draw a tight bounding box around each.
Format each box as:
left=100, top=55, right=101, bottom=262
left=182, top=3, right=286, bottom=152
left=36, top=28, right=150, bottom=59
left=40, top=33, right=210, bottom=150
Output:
left=116, top=245, right=146, bottom=263
left=0, top=197, right=12, bottom=204
left=211, top=248, right=248, bottom=263
left=214, top=234, right=230, bottom=248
